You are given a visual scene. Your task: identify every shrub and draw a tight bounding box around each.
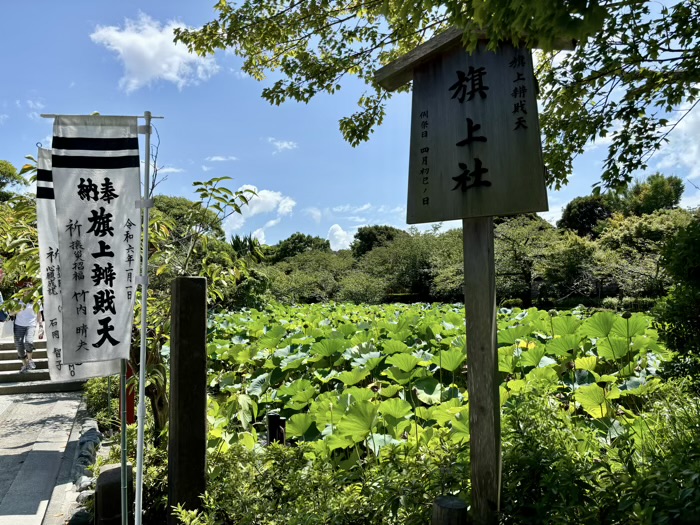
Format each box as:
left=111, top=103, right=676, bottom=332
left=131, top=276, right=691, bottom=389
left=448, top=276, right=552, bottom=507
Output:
left=84, top=376, right=120, bottom=431
left=621, top=296, right=657, bottom=312
left=500, top=298, right=523, bottom=309
left=601, top=297, right=620, bottom=310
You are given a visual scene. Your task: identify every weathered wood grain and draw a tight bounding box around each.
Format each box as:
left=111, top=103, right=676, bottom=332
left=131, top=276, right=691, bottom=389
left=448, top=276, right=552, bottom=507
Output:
left=463, top=217, right=500, bottom=525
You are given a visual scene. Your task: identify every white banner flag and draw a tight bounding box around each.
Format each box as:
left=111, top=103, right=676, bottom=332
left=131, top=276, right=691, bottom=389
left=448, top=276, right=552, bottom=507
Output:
left=36, top=148, right=121, bottom=379
left=51, top=116, right=141, bottom=363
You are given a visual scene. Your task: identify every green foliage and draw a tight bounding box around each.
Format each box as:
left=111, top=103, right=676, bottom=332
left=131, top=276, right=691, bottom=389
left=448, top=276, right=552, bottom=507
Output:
left=175, top=1, right=695, bottom=190
left=83, top=376, right=121, bottom=430
left=176, top=439, right=469, bottom=525
left=495, top=215, right=558, bottom=305
left=350, top=225, right=408, bottom=259
left=194, top=302, right=700, bottom=524
left=557, top=194, right=613, bottom=237
left=655, top=214, right=700, bottom=388
left=597, top=209, right=693, bottom=298
left=0, top=159, right=29, bottom=201
left=266, top=250, right=354, bottom=303
left=623, top=173, right=685, bottom=217
left=540, top=232, right=600, bottom=302
left=267, top=232, right=330, bottom=263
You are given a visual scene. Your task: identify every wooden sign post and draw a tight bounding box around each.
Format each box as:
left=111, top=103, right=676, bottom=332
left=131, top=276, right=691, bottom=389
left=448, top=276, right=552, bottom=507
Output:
left=376, top=28, right=554, bottom=525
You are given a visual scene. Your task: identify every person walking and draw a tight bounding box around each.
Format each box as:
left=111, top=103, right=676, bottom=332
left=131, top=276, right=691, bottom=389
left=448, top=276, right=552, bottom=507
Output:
left=14, top=286, right=44, bottom=373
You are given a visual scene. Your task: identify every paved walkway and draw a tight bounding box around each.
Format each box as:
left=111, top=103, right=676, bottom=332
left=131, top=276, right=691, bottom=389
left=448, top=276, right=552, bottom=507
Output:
left=0, top=392, right=82, bottom=525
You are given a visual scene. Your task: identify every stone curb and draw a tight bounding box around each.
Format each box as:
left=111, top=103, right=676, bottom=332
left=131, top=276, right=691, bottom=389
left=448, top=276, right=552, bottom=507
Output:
left=42, top=398, right=105, bottom=525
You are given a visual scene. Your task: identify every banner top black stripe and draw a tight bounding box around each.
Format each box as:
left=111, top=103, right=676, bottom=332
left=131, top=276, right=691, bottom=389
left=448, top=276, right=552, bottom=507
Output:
left=52, top=136, right=139, bottom=151
left=52, top=155, right=140, bottom=170
left=36, top=187, right=55, bottom=200
left=37, top=169, right=53, bottom=182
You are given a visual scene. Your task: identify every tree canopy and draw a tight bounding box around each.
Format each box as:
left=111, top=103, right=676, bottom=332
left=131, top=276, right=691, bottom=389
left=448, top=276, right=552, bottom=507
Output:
left=0, top=159, right=29, bottom=201
left=350, top=225, right=408, bottom=258
left=267, top=232, right=331, bottom=263
left=557, top=194, right=613, bottom=237
left=175, top=1, right=699, bottom=190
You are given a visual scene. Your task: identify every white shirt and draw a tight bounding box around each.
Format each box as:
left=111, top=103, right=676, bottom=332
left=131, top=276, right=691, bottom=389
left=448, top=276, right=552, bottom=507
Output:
left=15, top=302, right=42, bottom=327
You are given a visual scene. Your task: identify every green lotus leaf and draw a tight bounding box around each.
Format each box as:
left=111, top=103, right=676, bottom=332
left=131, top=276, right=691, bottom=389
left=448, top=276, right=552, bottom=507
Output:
left=378, top=398, right=412, bottom=419
left=336, top=367, right=370, bottom=386
left=520, top=344, right=546, bottom=368
left=552, top=315, right=582, bottom=335
left=414, top=377, right=443, bottom=405
left=336, top=400, right=378, bottom=443
left=432, top=347, right=466, bottom=372
left=498, top=346, right=517, bottom=374
left=498, top=325, right=532, bottom=345
left=576, top=384, right=614, bottom=418
left=311, top=338, right=348, bottom=357
left=611, top=313, right=649, bottom=339
left=246, top=373, right=270, bottom=398
left=278, top=379, right=314, bottom=397
left=286, top=413, right=314, bottom=438
left=367, top=433, right=401, bottom=456
left=386, top=353, right=420, bottom=373
left=546, top=334, right=584, bottom=356
left=382, top=340, right=410, bottom=354
left=575, top=356, right=597, bottom=372
left=342, top=386, right=375, bottom=403
left=581, top=311, right=618, bottom=339
left=597, top=336, right=632, bottom=361
left=379, top=384, right=402, bottom=398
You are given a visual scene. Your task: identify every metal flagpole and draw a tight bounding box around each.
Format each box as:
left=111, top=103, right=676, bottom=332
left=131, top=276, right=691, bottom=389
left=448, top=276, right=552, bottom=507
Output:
left=135, top=110, right=154, bottom=525
left=120, top=360, right=128, bottom=525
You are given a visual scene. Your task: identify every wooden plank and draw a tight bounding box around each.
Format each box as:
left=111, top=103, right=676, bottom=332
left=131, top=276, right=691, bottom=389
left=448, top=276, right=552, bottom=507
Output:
left=432, top=496, right=470, bottom=524
left=168, top=277, right=207, bottom=525
left=406, top=42, right=547, bottom=223
left=375, top=28, right=575, bottom=92
left=462, top=217, right=500, bottom=525
left=375, top=28, right=466, bottom=91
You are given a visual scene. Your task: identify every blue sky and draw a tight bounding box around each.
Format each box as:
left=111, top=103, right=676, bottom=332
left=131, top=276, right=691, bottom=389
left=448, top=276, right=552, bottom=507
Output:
left=2, top=1, right=698, bottom=249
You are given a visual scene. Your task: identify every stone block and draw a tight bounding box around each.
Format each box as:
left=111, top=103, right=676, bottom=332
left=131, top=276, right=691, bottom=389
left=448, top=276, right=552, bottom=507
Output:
left=95, top=462, right=134, bottom=525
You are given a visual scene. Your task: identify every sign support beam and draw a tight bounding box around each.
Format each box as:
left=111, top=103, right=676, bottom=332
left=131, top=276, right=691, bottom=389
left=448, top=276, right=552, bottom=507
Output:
left=135, top=110, right=154, bottom=525
left=463, top=217, right=500, bottom=524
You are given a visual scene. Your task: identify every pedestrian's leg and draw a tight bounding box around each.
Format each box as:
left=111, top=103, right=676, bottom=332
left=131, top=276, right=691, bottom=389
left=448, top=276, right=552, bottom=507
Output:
left=14, top=324, right=29, bottom=372
left=25, top=324, right=37, bottom=369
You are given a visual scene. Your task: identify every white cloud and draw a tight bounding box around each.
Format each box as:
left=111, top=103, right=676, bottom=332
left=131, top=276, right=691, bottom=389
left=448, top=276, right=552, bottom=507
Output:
left=224, top=185, right=297, bottom=233
left=252, top=228, right=266, bottom=245
left=267, top=137, right=298, bottom=154
left=201, top=165, right=212, bottom=172
left=90, top=13, right=219, bottom=93
left=26, top=100, right=44, bottom=111
left=332, top=203, right=372, bottom=213
left=680, top=187, right=700, bottom=209
left=158, top=166, right=184, bottom=174
left=206, top=155, right=237, bottom=162
left=304, top=207, right=322, bottom=224
left=538, top=204, right=564, bottom=226
left=0, top=114, right=7, bottom=125
left=327, top=224, right=354, bottom=250
left=263, top=217, right=282, bottom=228
left=655, top=105, right=700, bottom=181
left=376, top=205, right=405, bottom=214
left=278, top=196, right=296, bottom=215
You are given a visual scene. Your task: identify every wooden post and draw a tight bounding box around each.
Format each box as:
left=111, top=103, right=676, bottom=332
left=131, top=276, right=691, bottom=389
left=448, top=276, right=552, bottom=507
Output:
left=462, top=217, right=500, bottom=525
left=432, top=496, right=469, bottom=525
left=168, top=277, right=207, bottom=525
left=267, top=413, right=287, bottom=445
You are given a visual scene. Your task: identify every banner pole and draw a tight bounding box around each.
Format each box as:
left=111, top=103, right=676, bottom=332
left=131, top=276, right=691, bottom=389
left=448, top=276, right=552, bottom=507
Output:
left=121, top=360, right=128, bottom=525
left=135, top=110, right=153, bottom=525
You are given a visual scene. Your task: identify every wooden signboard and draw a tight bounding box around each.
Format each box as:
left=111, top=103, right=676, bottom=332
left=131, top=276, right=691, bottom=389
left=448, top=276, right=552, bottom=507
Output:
left=375, top=29, right=565, bottom=525
left=407, top=41, right=547, bottom=224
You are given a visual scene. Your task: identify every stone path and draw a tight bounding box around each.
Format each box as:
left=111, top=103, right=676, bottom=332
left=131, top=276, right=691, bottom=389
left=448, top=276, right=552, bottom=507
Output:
left=0, top=393, right=81, bottom=525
